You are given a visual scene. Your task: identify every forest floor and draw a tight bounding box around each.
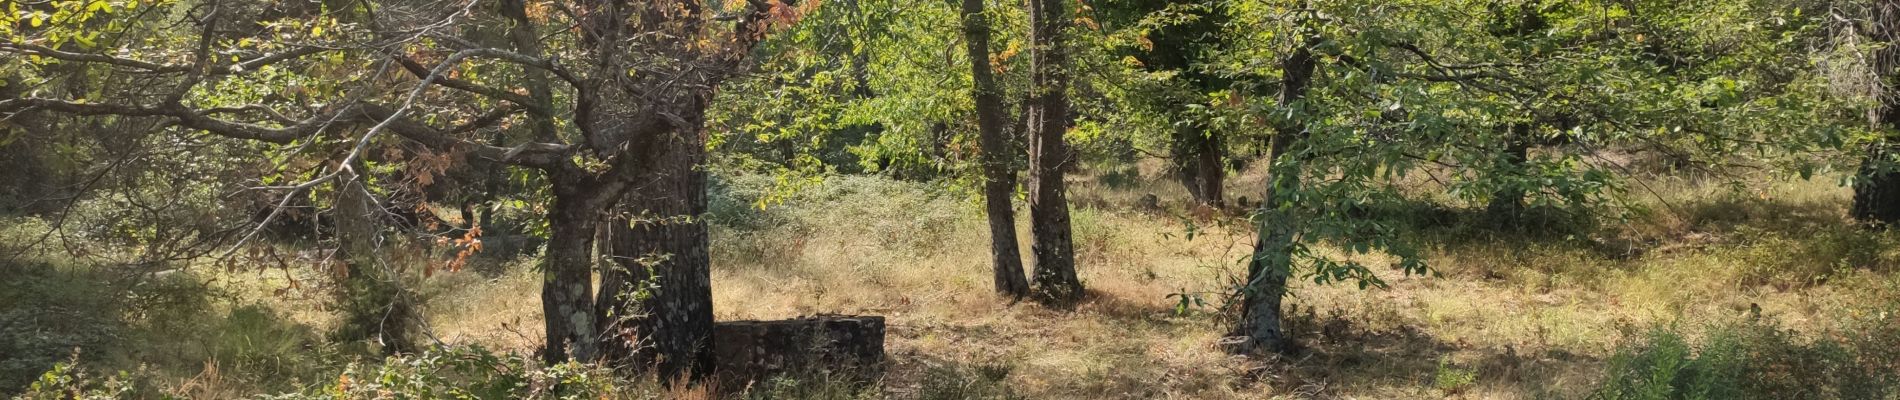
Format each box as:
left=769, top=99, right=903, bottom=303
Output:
left=426, top=161, right=1900, bottom=399
left=6, top=160, right=1900, bottom=399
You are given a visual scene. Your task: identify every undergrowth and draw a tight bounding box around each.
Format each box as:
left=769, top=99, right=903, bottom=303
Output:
left=1591, top=312, right=1900, bottom=400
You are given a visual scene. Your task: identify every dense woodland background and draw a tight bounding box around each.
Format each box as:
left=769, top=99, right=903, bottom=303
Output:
left=4, top=0, right=1900, bottom=398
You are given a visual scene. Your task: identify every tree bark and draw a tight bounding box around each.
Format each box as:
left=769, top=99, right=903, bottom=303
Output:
left=597, top=126, right=715, bottom=381
left=960, top=0, right=1032, bottom=299
left=540, top=173, right=605, bottom=364
left=1855, top=152, right=1900, bottom=225
left=1857, top=0, right=1900, bottom=226
left=1025, top=0, right=1083, bottom=305
left=568, top=0, right=772, bottom=376
left=1235, top=34, right=1318, bottom=355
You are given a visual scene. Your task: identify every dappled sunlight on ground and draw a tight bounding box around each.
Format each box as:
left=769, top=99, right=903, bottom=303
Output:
left=140, top=170, right=1899, bottom=398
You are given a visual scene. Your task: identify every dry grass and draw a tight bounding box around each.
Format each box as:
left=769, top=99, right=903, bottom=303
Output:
left=390, top=165, right=1900, bottom=399
left=23, top=161, right=1889, bottom=398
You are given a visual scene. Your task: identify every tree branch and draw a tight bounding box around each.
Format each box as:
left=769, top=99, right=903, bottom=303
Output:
left=0, top=43, right=184, bottom=72
left=391, top=55, right=551, bottom=116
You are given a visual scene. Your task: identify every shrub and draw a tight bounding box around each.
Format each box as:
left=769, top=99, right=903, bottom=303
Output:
left=20, top=344, right=891, bottom=399
left=280, top=346, right=622, bottom=399
left=0, top=259, right=126, bottom=391
left=1432, top=356, right=1478, bottom=395
left=13, top=357, right=142, bottom=400
left=1591, top=319, right=1900, bottom=400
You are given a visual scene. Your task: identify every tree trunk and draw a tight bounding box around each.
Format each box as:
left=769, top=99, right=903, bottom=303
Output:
left=960, top=0, right=1031, bottom=299
left=1025, top=0, right=1083, bottom=305
left=1234, top=35, right=1318, bottom=355
left=541, top=174, right=603, bottom=364
left=1855, top=150, right=1900, bottom=225
left=1237, top=160, right=1295, bottom=354
left=1485, top=126, right=1531, bottom=223
left=1173, top=121, right=1225, bottom=208
left=597, top=128, right=715, bottom=381
left=332, top=167, right=418, bottom=355
left=1857, top=0, right=1900, bottom=226
left=502, top=0, right=608, bottom=365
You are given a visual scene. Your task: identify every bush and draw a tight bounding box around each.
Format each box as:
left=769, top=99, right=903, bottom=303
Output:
left=1432, top=356, right=1478, bottom=395
left=0, top=258, right=126, bottom=390
left=21, top=344, right=888, bottom=399
left=13, top=357, right=142, bottom=400
left=278, top=346, right=628, bottom=400
left=1592, top=319, right=1900, bottom=400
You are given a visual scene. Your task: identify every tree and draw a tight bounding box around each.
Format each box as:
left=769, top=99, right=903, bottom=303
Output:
left=1097, top=0, right=1234, bottom=209
left=1233, top=27, right=1317, bottom=355
left=961, top=0, right=1033, bottom=298
left=332, top=163, right=422, bottom=355
left=0, top=0, right=790, bottom=375
left=1220, top=0, right=1833, bottom=354
left=1024, top=0, right=1084, bottom=304
left=1856, top=0, right=1900, bottom=226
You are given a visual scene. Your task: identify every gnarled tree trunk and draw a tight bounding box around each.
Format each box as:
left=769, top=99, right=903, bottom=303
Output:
left=540, top=172, right=608, bottom=364
left=1486, top=125, right=1532, bottom=223
left=960, top=0, right=1032, bottom=299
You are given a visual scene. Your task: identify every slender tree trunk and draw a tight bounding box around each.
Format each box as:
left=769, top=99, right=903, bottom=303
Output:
left=1235, top=35, right=1318, bottom=355
left=1025, top=0, right=1083, bottom=305
left=960, top=0, right=1031, bottom=299
left=1857, top=0, right=1900, bottom=226
left=1238, top=146, right=1295, bottom=354
left=1173, top=121, right=1226, bottom=208
left=541, top=174, right=602, bottom=364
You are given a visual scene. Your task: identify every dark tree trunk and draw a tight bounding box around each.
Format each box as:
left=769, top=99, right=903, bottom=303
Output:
left=960, top=0, right=1031, bottom=299
left=1855, top=152, right=1900, bottom=225
left=1857, top=0, right=1900, bottom=226
left=1025, top=0, right=1083, bottom=305
left=597, top=126, right=715, bottom=381
left=1234, top=35, right=1318, bottom=355
left=541, top=173, right=604, bottom=364
left=1173, top=121, right=1225, bottom=208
